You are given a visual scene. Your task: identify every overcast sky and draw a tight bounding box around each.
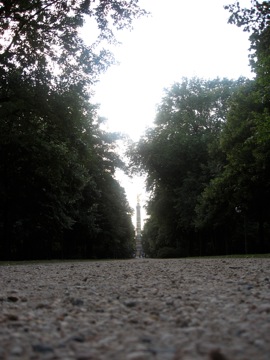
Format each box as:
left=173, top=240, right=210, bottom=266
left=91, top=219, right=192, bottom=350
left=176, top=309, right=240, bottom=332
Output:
left=93, top=0, right=252, bottom=138
left=90, top=0, right=253, bottom=225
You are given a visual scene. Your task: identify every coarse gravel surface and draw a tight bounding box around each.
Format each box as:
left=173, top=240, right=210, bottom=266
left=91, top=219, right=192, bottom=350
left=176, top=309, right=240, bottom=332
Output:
left=0, top=258, right=270, bottom=360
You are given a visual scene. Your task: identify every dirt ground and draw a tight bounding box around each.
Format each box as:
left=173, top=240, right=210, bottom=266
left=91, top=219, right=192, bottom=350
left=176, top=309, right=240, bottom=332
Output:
left=0, top=258, right=270, bottom=359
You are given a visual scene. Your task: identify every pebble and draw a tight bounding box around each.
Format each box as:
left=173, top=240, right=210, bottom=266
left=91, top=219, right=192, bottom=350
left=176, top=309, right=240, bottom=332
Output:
left=126, top=351, right=149, bottom=360
left=10, top=345, right=23, bottom=356
left=0, top=258, right=270, bottom=359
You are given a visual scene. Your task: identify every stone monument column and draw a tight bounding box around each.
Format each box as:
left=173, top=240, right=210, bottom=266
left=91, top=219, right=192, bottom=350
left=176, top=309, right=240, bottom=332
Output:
left=135, top=195, right=142, bottom=257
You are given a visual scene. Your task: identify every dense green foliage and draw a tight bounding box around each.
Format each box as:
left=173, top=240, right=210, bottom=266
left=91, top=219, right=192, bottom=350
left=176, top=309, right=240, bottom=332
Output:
left=0, top=0, right=145, bottom=260
left=129, top=1, right=270, bottom=257
left=0, top=0, right=146, bottom=87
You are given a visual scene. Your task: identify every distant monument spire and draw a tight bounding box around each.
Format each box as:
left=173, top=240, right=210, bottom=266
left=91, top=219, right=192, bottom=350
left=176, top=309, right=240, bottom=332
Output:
left=135, top=195, right=143, bottom=257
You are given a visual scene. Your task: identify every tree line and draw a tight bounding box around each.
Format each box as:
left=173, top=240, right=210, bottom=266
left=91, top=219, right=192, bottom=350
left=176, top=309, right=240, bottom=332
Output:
left=128, top=1, right=270, bottom=257
left=0, top=0, right=147, bottom=260
left=1, top=1, right=269, bottom=260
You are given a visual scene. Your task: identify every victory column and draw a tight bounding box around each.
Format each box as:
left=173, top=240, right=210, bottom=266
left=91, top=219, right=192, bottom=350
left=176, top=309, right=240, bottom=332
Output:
left=135, top=195, right=143, bottom=257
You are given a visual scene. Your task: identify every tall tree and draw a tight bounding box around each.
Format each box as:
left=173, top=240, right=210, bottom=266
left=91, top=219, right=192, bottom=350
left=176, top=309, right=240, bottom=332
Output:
left=0, top=73, right=89, bottom=258
left=0, top=0, right=145, bottom=260
left=0, top=0, right=147, bottom=88
left=129, top=78, right=242, bottom=257
left=195, top=81, right=266, bottom=254
left=196, top=1, right=270, bottom=254
left=225, top=1, right=270, bottom=91
left=0, top=70, right=135, bottom=260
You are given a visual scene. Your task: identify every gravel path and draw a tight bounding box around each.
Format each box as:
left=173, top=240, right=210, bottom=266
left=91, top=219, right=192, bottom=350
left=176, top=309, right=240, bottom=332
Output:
left=0, top=258, right=270, bottom=360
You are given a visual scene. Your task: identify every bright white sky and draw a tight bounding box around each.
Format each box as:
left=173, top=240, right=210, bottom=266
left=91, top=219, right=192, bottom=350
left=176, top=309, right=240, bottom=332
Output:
left=91, top=0, right=253, bottom=226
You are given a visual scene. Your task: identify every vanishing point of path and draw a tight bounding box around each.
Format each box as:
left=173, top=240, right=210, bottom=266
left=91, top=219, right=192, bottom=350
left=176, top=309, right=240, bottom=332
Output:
left=0, top=258, right=270, bottom=359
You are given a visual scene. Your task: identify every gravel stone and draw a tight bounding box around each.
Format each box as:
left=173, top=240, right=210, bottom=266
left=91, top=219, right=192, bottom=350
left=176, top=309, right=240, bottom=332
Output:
left=0, top=258, right=270, bottom=359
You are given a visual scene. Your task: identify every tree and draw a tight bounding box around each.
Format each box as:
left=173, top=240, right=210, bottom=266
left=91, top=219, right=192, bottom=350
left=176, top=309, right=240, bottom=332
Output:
left=129, top=78, right=242, bottom=257
left=225, top=1, right=270, bottom=32
left=0, top=73, right=89, bottom=258
left=0, top=70, right=135, bottom=260
left=215, top=0, right=270, bottom=253
left=225, top=1, right=270, bottom=90
left=0, top=0, right=146, bottom=259
left=92, top=175, right=135, bottom=258
left=0, top=0, right=147, bottom=88
left=197, top=81, right=270, bottom=254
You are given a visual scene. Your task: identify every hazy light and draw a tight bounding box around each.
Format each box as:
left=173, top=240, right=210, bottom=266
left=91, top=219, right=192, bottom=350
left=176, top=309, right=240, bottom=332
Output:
left=90, top=0, right=253, bottom=225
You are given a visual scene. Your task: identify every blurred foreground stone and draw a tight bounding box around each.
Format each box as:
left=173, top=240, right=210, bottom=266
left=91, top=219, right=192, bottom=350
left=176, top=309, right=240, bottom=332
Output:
left=0, top=258, right=269, bottom=359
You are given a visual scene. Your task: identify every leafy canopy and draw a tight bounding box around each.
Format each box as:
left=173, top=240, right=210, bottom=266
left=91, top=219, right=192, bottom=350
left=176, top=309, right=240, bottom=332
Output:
left=0, top=0, right=146, bottom=260
left=0, top=0, right=147, bottom=88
